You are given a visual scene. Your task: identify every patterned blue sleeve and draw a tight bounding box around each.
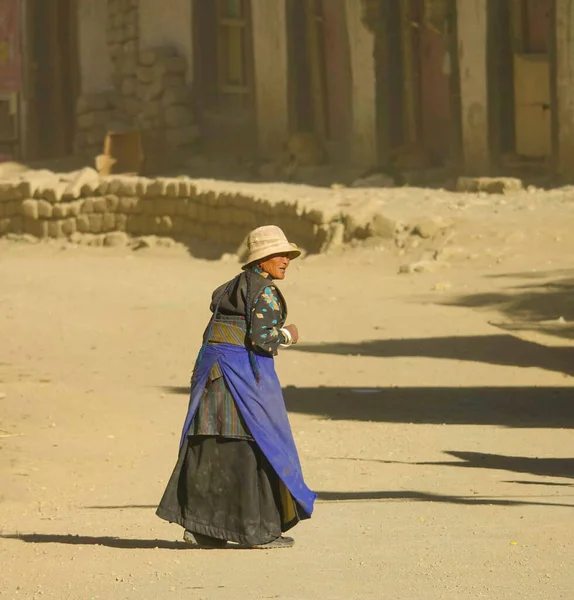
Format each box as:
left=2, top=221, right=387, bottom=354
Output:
left=249, top=285, right=288, bottom=355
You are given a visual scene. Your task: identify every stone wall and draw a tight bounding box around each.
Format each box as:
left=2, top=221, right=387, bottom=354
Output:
left=0, top=169, right=346, bottom=255
left=74, top=0, right=197, bottom=172
left=77, top=0, right=114, bottom=95
left=138, top=0, right=193, bottom=82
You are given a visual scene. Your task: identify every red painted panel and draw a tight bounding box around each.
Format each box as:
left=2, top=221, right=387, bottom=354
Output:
left=524, top=0, right=551, bottom=54
left=418, top=18, right=452, bottom=160
left=320, top=0, right=351, bottom=152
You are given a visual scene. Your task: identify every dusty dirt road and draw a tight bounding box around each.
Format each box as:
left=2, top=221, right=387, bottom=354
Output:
left=1, top=218, right=573, bottom=599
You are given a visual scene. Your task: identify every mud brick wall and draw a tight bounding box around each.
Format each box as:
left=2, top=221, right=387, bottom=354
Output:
left=75, top=0, right=197, bottom=171
left=0, top=170, right=345, bottom=255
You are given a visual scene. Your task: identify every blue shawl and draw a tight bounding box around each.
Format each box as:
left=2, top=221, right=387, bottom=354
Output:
left=179, top=343, right=317, bottom=519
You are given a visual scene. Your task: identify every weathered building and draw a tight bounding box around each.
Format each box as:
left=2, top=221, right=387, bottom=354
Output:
left=3, top=0, right=574, bottom=180
left=9, top=0, right=197, bottom=171
left=0, top=0, right=79, bottom=162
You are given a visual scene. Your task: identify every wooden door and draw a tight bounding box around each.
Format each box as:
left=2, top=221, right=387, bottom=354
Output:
left=26, top=0, right=79, bottom=160
left=510, top=0, right=553, bottom=158
left=303, top=0, right=328, bottom=139
left=406, top=0, right=453, bottom=164
left=418, top=0, right=453, bottom=163
left=288, top=0, right=328, bottom=138
left=192, top=0, right=256, bottom=158
left=320, top=0, right=352, bottom=162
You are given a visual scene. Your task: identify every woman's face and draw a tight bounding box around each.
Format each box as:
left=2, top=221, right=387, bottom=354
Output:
left=259, top=254, right=291, bottom=280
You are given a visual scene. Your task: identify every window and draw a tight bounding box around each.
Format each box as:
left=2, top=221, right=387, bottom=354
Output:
left=216, top=0, right=252, bottom=110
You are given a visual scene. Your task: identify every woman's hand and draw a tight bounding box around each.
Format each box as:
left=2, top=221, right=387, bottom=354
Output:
left=283, top=324, right=299, bottom=344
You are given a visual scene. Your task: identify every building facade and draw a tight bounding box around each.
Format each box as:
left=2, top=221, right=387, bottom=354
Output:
left=4, top=0, right=574, bottom=179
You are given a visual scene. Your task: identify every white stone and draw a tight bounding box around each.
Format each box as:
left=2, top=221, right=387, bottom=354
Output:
left=41, top=183, right=69, bottom=204
left=64, top=167, right=101, bottom=198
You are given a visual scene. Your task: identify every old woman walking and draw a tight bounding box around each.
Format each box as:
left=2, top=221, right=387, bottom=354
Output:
left=156, top=225, right=316, bottom=549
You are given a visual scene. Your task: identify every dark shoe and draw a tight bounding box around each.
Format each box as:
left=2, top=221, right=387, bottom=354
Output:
left=250, top=536, right=295, bottom=550
left=183, top=530, right=227, bottom=549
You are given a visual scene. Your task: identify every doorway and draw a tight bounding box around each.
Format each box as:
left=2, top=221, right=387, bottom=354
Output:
left=411, top=0, right=455, bottom=165
left=489, top=0, right=553, bottom=172
left=377, top=0, right=459, bottom=170
left=287, top=0, right=351, bottom=163
left=192, top=0, right=257, bottom=159
left=25, top=0, right=79, bottom=160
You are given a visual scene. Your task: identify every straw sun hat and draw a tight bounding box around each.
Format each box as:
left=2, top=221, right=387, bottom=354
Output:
left=242, top=225, right=301, bottom=269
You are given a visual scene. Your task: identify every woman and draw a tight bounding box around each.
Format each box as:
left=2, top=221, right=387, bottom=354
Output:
left=156, top=225, right=316, bottom=549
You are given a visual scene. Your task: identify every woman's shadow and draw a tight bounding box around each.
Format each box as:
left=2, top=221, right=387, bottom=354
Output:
left=1, top=533, right=193, bottom=550
left=1, top=532, right=262, bottom=551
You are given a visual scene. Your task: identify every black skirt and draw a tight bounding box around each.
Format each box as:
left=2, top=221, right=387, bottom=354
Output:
left=156, top=435, right=299, bottom=546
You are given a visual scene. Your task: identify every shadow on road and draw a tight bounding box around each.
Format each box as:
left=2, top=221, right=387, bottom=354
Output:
left=1, top=532, right=289, bottom=551
left=317, top=490, right=574, bottom=508
left=446, top=270, right=574, bottom=341
left=162, top=384, right=574, bottom=429
left=83, top=504, right=157, bottom=510
left=404, top=450, right=574, bottom=480
left=329, top=450, right=574, bottom=480
left=283, top=385, right=574, bottom=429
left=0, top=534, right=188, bottom=550
left=505, top=480, right=574, bottom=487
left=295, top=334, right=574, bottom=377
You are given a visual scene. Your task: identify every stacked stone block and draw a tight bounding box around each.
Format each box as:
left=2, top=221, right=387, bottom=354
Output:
left=132, top=47, right=197, bottom=171
left=74, top=0, right=140, bottom=158
left=0, top=169, right=340, bottom=254
left=107, top=0, right=139, bottom=63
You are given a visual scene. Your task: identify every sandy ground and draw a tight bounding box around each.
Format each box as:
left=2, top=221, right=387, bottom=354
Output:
left=1, top=199, right=574, bottom=600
